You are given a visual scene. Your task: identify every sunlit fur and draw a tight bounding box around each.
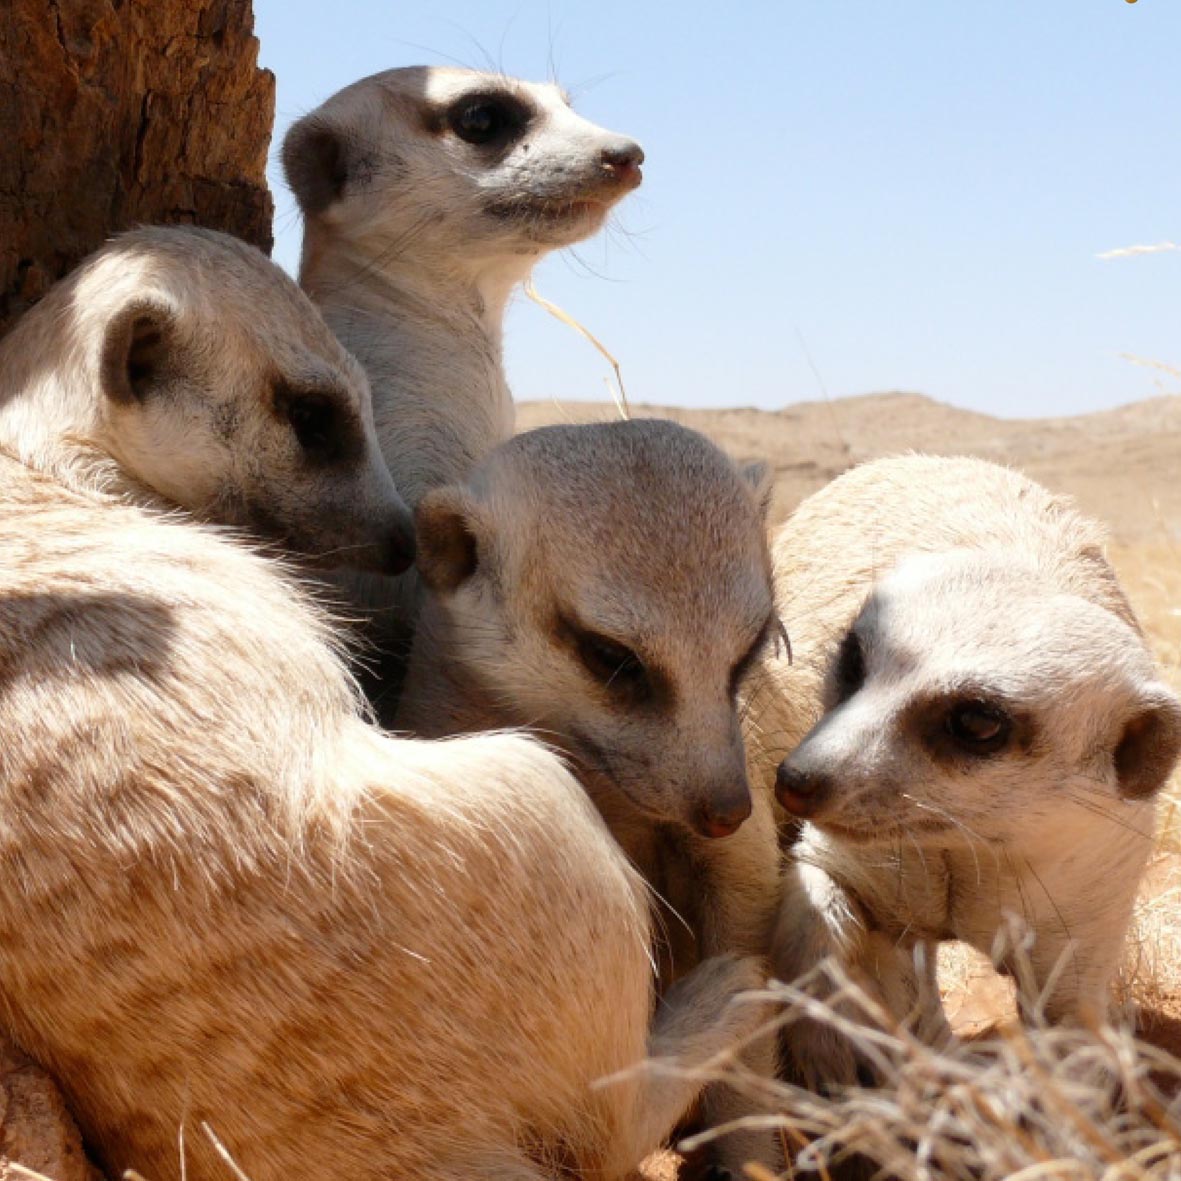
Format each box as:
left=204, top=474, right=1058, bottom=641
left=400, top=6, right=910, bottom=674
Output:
left=283, top=67, right=644, bottom=695
left=398, top=419, right=787, bottom=1175
left=743, top=455, right=1181, bottom=1087
left=0, top=461, right=760, bottom=1181
left=0, top=226, right=413, bottom=573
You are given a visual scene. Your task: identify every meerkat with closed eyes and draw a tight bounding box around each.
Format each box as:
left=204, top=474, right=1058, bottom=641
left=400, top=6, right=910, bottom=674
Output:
left=741, top=455, right=1181, bottom=1087
left=397, top=419, right=788, bottom=1178
left=0, top=224, right=415, bottom=575
left=283, top=67, right=644, bottom=708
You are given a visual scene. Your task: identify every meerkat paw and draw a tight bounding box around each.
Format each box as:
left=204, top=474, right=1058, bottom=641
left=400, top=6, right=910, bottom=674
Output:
left=649, top=953, right=769, bottom=1066
left=779, top=1012, right=877, bottom=1094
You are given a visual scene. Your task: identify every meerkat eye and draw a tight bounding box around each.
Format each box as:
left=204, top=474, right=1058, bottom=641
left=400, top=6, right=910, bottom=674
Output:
left=834, top=630, right=866, bottom=703
left=448, top=96, right=526, bottom=146
left=575, top=630, right=648, bottom=694
left=946, top=701, right=1012, bottom=756
left=285, top=395, right=336, bottom=453
left=273, top=382, right=342, bottom=460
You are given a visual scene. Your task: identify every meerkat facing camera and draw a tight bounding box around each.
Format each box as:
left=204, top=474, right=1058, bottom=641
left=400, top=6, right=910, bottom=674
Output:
left=742, top=455, right=1181, bottom=1086
left=397, top=419, right=787, bottom=1178
left=283, top=66, right=644, bottom=705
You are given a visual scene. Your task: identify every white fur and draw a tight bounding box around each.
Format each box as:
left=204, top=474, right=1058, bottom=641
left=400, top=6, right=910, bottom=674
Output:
left=283, top=67, right=644, bottom=697
left=0, top=234, right=749, bottom=1179
left=743, top=456, right=1181, bottom=1086
left=0, top=225, right=414, bottom=574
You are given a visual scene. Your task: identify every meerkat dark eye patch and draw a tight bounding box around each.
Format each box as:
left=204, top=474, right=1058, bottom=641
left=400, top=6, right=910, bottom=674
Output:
left=444, top=92, right=531, bottom=148
left=729, top=613, right=780, bottom=697
left=272, top=381, right=360, bottom=466
left=833, top=629, right=866, bottom=704
left=908, top=691, right=1028, bottom=765
left=946, top=700, right=1012, bottom=755
left=556, top=615, right=665, bottom=707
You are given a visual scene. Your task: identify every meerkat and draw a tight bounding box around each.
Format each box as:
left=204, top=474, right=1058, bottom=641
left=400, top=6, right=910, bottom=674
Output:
left=0, top=418, right=766, bottom=1177
left=741, top=455, right=1181, bottom=1086
left=397, top=419, right=787, bottom=1177
left=282, top=66, right=645, bottom=704
left=0, top=225, right=415, bottom=574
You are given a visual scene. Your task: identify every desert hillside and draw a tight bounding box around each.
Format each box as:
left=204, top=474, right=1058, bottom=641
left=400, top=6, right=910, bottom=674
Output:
left=521, top=391, right=1181, bottom=710
left=518, top=391, right=1181, bottom=541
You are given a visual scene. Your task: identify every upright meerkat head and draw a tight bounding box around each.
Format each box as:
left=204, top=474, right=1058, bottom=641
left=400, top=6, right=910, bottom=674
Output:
left=283, top=66, right=644, bottom=289
left=411, top=419, right=777, bottom=840
left=0, top=226, right=415, bottom=574
left=775, top=550, right=1181, bottom=845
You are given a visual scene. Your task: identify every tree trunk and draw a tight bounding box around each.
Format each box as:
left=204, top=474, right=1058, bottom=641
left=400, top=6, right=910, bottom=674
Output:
left=0, top=0, right=275, bottom=335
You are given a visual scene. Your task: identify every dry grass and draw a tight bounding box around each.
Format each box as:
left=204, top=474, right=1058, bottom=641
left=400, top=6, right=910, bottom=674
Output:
left=662, top=962, right=1181, bottom=1181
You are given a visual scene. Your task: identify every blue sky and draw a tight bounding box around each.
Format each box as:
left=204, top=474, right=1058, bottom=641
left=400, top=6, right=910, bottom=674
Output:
left=255, top=0, right=1179, bottom=418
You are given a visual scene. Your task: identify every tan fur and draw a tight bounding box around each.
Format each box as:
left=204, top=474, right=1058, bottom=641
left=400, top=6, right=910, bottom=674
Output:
left=743, top=455, right=1181, bottom=1086
left=0, top=225, right=414, bottom=575
left=283, top=67, right=644, bottom=701
left=0, top=239, right=756, bottom=1178
left=398, top=419, right=787, bottom=1176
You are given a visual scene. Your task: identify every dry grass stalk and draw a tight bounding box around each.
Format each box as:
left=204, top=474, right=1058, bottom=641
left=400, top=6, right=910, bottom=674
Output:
left=669, top=961, right=1181, bottom=1181
left=522, top=280, right=631, bottom=420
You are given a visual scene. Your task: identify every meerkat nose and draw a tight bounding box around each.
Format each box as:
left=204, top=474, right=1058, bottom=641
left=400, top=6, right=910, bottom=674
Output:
left=775, top=762, right=830, bottom=818
left=693, top=792, right=752, bottom=840
left=600, top=140, right=645, bottom=187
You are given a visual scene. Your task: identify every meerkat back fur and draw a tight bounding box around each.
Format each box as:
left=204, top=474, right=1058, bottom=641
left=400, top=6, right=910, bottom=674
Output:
left=283, top=67, right=644, bottom=702
left=397, top=418, right=787, bottom=1176
left=744, top=455, right=1181, bottom=1086
left=0, top=225, right=416, bottom=574
left=0, top=442, right=762, bottom=1181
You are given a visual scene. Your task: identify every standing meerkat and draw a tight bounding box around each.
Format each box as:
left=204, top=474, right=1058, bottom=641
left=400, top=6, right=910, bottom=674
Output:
left=398, top=419, right=787, bottom=1178
left=0, top=225, right=415, bottom=574
left=282, top=66, right=644, bottom=698
left=0, top=246, right=763, bottom=1177
left=743, top=455, right=1181, bottom=1085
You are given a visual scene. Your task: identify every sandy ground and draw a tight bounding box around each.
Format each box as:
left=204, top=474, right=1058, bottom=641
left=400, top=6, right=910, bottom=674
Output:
left=521, top=392, right=1181, bottom=1179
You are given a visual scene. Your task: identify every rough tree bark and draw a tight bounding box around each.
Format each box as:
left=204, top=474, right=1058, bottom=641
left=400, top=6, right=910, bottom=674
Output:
left=0, top=4, right=274, bottom=1173
left=0, top=0, right=275, bottom=335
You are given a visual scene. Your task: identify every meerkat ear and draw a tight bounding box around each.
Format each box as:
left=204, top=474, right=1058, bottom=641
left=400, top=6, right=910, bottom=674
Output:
left=415, top=487, right=489, bottom=594
left=1113, top=684, right=1181, bottom=800
left=99, top=298, right=180, bottom=406
left=740, top=459, right=775, bottom=522
left=283, top=114, right=355, bottom=215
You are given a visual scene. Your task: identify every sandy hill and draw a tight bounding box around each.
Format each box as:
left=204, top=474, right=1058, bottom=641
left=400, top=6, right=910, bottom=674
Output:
left=518, top=391, right=1181, bottom=544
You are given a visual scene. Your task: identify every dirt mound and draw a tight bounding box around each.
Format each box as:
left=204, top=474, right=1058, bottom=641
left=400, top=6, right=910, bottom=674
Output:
left=1, top=1040, right=96, bottom=1181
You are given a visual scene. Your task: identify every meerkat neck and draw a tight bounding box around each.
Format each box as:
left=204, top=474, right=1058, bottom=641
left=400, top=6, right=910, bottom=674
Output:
left=300, top=238, right=520, bottom=505
left=397, top=606, right=505, bottom=736
left=298, top=227, right=535, bottom=345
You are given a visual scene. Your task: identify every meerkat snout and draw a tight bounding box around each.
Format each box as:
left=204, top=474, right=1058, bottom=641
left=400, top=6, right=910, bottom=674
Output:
left=599, top=139, right=645, bottom=188
left=693, top=777, right=753, bottom=839
left=774, top=762, right=832, bottom=820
